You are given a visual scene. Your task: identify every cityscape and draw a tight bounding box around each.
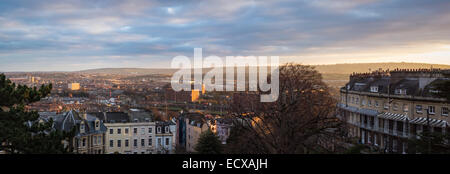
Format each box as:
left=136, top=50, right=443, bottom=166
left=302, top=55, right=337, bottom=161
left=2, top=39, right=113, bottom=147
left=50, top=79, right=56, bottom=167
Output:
left=1, top=0, right=450, bottom=159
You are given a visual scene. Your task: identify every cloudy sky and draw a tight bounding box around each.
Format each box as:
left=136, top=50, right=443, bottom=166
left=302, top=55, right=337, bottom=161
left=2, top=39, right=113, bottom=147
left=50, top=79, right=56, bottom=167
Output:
left=1, top=0, right=450, bottom=71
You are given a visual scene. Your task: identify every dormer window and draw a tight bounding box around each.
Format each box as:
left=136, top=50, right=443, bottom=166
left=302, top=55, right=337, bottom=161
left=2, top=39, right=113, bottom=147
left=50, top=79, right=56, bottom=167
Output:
left=80, top=122, right=85, bottom=133
left=429, top=89, right=440, bottom=94
left=95, top=120, right=100, bottom=130
left=395, top=89, right=407, bottom=95
left=165, top=126, right=169, bottom=133
left=370, top=86, right=379, bottom=93
left=157, top=127, right=161, bottom=133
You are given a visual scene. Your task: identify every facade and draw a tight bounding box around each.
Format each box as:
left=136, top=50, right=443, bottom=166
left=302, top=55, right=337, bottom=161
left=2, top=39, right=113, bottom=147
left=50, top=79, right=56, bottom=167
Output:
left=104, top=122, right=156, bottom=154
left=53, top=110, right=107, bottom=154
left=338, top=69, right=450, bottom=153
left=176, top=112, right=204, bottom=152
left=68, top=83, right=80, bottom=91
left=185, top=117, right=210, bottom=153
left=155, top=121, right=176, bottom=154
left=210, top=118, right=232, bottom=145
left=93, top=112, right=156, bottom=154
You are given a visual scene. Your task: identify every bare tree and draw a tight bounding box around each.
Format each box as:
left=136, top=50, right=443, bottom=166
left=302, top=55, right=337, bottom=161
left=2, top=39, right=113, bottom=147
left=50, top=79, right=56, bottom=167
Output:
left=226, top=63, right=346, bottom=154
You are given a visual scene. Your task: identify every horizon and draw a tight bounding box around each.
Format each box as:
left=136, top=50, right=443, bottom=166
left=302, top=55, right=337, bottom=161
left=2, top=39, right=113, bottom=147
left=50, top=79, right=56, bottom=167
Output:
left=2, top=0, right=450, bottom=71
left=2, top=61, right=450, bottom=73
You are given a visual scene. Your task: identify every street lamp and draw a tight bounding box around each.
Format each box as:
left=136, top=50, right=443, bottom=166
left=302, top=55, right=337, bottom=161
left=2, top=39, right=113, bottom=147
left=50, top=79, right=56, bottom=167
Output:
left=425, top=108, right=431, bottom=154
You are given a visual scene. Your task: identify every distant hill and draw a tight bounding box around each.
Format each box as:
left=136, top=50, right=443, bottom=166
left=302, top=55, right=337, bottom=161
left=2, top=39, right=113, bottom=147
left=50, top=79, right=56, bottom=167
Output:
left=78, top=62, right=450, bottom=76
left=313, top=62, right=450, bottom=74
left=79, top=68, right=177, bottom=75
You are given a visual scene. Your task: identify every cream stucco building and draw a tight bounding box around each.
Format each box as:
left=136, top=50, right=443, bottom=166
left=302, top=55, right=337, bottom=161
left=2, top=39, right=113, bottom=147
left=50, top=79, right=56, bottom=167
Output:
left=105, top=122, right=156, bottom=154
left=339, top=69, right=450, bottom=153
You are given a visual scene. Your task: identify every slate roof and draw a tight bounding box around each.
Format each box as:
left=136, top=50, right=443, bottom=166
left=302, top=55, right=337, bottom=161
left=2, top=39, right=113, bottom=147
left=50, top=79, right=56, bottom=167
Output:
left=90, top=112, right=130, bottom=123
left=344, top=70, right=449, bottom=98
left=53, top=110, right=107, bottom=136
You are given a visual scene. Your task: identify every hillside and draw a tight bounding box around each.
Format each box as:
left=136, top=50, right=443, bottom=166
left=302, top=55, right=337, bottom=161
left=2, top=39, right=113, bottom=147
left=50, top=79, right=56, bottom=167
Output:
left=77, top=62, right=450, bottom=78
left=79, top=68, right=177, bottom=75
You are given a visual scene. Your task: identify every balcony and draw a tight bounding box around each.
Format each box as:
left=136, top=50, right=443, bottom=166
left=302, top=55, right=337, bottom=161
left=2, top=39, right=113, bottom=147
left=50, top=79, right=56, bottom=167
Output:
left=378, top=127, right=384, bottom=132
left=396, top=130, right=408, bottom=138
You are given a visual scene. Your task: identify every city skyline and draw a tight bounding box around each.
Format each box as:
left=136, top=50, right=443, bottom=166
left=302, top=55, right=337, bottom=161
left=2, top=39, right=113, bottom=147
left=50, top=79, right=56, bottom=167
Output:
left=2, top=0, right=450, bottom=72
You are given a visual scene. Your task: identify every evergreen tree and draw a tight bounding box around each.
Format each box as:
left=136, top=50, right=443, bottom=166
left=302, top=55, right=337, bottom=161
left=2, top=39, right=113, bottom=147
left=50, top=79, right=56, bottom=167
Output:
left=0, top=74, right=73, bottom=154
left=194, top=129, right=223, bottom=154
left=408, top=132, right=450, bottom=154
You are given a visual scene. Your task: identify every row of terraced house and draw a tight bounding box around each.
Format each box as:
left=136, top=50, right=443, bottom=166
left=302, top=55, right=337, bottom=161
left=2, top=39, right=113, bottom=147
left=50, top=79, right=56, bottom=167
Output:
left=39, top=109, right=176, bottom=154
left=338, top=68, right=450, bottom=153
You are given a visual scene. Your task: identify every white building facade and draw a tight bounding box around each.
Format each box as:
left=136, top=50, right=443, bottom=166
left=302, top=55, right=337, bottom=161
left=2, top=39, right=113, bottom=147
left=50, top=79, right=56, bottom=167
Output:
left=105, top=122, right=156, bottom=154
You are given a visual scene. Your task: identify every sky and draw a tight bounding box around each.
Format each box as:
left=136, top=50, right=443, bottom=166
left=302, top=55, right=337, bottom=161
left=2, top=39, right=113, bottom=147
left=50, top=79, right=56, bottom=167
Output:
left=1, top=0, right=450, bottom=72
